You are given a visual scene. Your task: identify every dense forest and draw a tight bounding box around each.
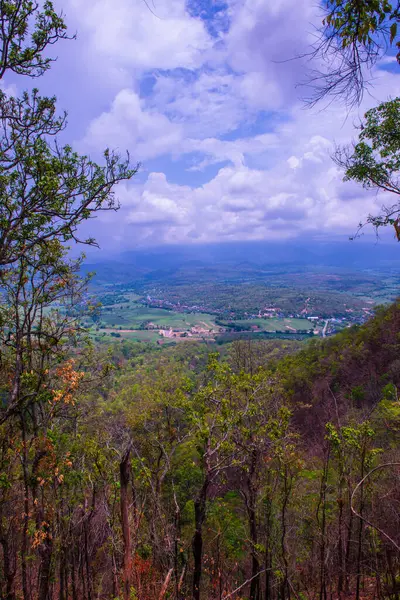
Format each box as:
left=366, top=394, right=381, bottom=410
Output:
left=2, top=278, right=400, bottom=599
left=1, top=1, right=400, bottom=599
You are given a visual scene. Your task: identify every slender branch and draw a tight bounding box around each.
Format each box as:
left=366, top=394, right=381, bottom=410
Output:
left=222, top=569, right=268, bottom=599
left=351, top=462, right=400, bottom=551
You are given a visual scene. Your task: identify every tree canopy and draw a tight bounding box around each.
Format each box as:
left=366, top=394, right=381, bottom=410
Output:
left=0, top=1, right=138, bottom=267
left=0, top=0, right=70, bottom=80
left=310, top=0, right=400, bottom=106
left=310, top=1, right=400, bottom=239
left=334, top=98, right=400, bottom=238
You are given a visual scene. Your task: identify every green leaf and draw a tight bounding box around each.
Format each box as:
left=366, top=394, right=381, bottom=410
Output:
left=390, top=22, right=397, bottom=44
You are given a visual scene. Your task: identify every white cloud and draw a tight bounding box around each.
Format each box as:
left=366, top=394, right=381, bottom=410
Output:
left=81, top=89, right=182, bottom=160
left=66, top=0, right=212, bottom=73
left=225, top=0, right=319, bottom=106
left=83, top=65, right=400, bottom=247
left=101, top=150, right=384, bottom=247
left=66, top=0, right=400, bottom=249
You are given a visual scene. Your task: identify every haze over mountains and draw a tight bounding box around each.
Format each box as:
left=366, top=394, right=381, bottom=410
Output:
left=82, top=239, right=399, bottom=286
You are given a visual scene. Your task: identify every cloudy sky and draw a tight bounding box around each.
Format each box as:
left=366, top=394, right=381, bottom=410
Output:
left=19, top=0, right=400, bottom=251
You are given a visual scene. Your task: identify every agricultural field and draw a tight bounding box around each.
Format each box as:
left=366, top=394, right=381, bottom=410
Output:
left=223, top=317, right=316, bottom=332
left=99, top=329, right=161, bottom=342
left=87, top=300, right=320, bottom=345
left=82, top=273, right=370, bottom=345
left=96, top=304, right=218, bottom=331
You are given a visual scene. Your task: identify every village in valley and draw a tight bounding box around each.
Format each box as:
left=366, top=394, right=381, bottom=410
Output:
left=85, top=289, right=376, bottom=344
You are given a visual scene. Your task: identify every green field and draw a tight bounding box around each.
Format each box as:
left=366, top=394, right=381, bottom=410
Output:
left=102, top=329, right=161, bottom=342
left=224, top=317, right=315, bottom=332
left=92, top=303, right=318, bottom=346
left=98, top=305, right=217, bottom=330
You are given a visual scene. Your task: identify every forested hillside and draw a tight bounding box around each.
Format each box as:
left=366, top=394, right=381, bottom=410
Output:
left=2, top=287, right=400, bottom=599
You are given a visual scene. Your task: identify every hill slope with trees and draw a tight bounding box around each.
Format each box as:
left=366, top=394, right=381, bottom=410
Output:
left=2, top=294, right=400, bottom=599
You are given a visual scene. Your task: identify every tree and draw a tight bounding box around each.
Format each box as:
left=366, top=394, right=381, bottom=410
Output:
left=0, top=0, right=69, bottom=80
left=0, top=2, right=137, bottom=266
left=308, top=1, right=400, bottom=239
left=334, top=98, right=400, bottom=239
left=233, top=366, right=285, bottom=600
left=185, top=355, right=241, bottom=600
left=0, top=1, right=137, bottom=596
left=0, top=89, right=137, bottom=267
left=308, top=0, right=400, bottom=106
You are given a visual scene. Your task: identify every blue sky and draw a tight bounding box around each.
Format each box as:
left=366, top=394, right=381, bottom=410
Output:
left=8, top=0, right=400, bottom=252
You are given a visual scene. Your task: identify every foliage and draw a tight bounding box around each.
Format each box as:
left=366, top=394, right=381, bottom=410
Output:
left=334, top=98, right=400, bottom=238
left=311, top=2, right=400, bottom=238
left=309, top=0, right=400, bottom=105
left=0, top=89, right=136, bottom=266
left=0, top=0, right=69, bottom=80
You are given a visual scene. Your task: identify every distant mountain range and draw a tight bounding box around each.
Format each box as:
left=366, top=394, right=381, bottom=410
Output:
left=81, top=240, right=400, bottom=287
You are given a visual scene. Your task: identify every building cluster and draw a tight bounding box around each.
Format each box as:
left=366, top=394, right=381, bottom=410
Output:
left=159, top=324, right=221, bottom=340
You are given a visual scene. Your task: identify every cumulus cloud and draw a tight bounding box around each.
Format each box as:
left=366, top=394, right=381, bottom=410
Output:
left=66, top=0, right=212, bottom=73
left=95, top=150, right=384, bottom=249
left=81, top=89, right=182, bottom=160
left=61, top=0, right=400, bottom=248
left=225, top=0, right=318, bottom=103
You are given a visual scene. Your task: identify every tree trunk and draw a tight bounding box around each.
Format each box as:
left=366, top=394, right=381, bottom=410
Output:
left=59, top=547, right=66, bottom=600
left=249, top=507, right=260, bottom=600
left=280, top=465, right=291, bottom=600
left=84, top=521, right=92, bottom=600
left=20, top=415, right=31, bottom=600
left=174, top=490, right=181, bottom=600
left=319, top=448, right=329, bottom=600
left=247, top=450, right=260, bottom=600
left=70, top=545, right=78, bottom=600
left=159, top=568, right=173, bottom=600
left=355, top=444, right=366, bottom=600
left=0, top=537, right=16, bottom=600
left=120, top=446, right=132, bottom=600
left=38, top=530, right=53, bottom=600
left=344, top=503, right=353, bottom=594
left=337, top=496, right=345, bottom=598
left=264, top=496, right=273, bottom=600
left=31, top=450, right=53, bottom=600
left=192, top=479, right=209, bottom=600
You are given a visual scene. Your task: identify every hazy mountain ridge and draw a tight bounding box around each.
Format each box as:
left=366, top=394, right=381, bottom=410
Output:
left=82, top=240, right=400, bottom=287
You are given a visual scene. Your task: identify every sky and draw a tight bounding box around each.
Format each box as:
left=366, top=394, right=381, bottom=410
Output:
left=11, top=0, right=400, bottom=252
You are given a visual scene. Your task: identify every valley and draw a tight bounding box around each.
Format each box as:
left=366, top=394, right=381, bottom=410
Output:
left=82, top=279, right=381, bottom=344
left=79, top=240, right=399, bottom=344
